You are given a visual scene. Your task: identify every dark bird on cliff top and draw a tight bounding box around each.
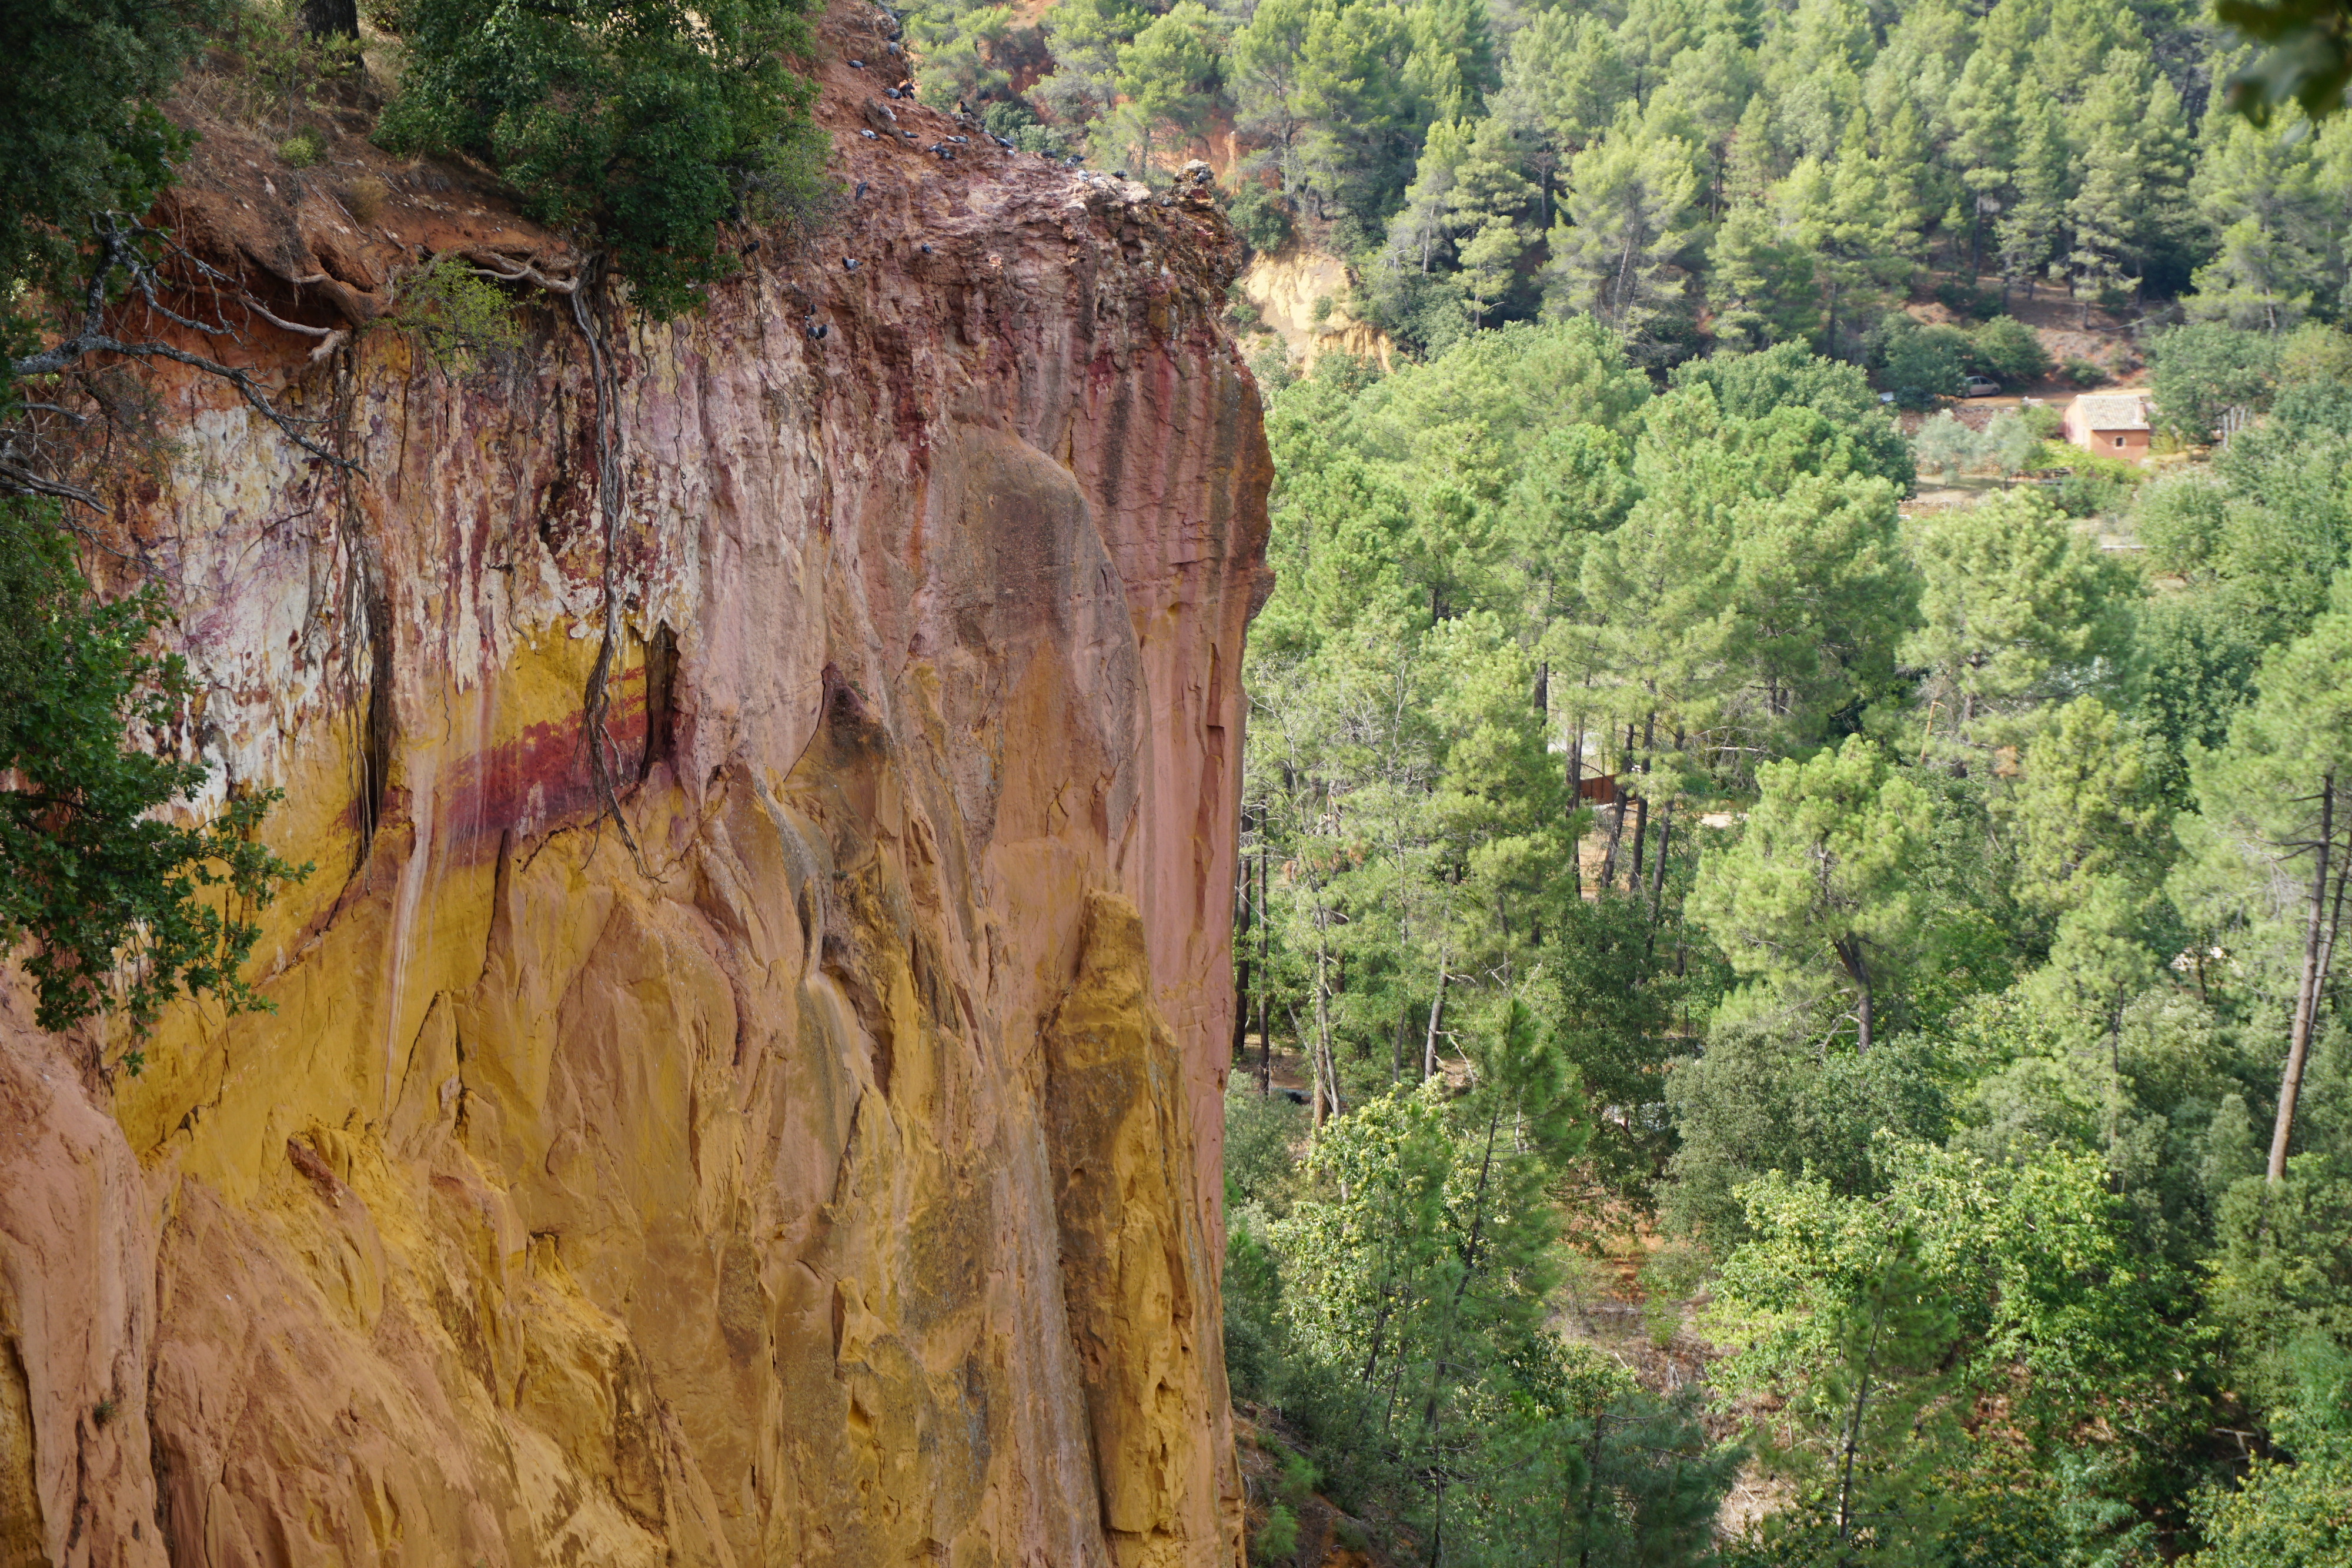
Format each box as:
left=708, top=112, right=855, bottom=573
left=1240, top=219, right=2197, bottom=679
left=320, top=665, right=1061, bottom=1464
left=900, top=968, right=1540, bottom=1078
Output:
left=855, top=180, right=868, bottom=198
left=843, top=258, right=859, bottom=270
left=957, top=99, right=970, bottom=115
left=920, top=243, right=932, bottom=253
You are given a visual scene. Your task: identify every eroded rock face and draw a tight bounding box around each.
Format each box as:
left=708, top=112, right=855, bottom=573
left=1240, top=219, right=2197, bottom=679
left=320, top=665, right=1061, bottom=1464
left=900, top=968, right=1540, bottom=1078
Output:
left=0, top=10, right=1269, bottom=1564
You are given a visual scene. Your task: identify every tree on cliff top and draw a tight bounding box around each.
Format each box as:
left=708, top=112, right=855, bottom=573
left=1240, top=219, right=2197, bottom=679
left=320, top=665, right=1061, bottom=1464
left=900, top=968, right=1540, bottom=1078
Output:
left=379, top=0, right=831, bottom=320
left=1, top=0, right=315, bottom=1049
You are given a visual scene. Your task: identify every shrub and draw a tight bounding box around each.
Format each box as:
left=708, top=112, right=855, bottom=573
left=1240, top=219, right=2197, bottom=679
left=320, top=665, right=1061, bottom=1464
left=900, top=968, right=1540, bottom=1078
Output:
left=1968, top=316, right=2052, bottom=385
left=1912, top=409, right=1987, bottom=484
left=278, top=129, right=323, bottom=166
left=1935, top=279, right=2004, bottom=320
left=1225, top=179, right=1294, bottom=255
left=344, top=174, right=387, bottom=223
left=1871, top=312, right=1969, bottom=409
left=1255, top=1503, right=1299, bottom=1562
left=2062, top=356, right=2106, bottom=386
left=980, top=98, right=1073, bottom=159
left=389, top=252, right=525, bottom=375
left=379, top=0, right=828, bottom=320
left=2020, top=402, right=2064, bottom=440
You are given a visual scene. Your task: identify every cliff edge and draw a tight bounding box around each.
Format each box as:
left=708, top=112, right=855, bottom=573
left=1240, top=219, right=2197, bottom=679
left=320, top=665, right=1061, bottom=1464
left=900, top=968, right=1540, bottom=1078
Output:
left=0, top=8, right=1271, bottom=1564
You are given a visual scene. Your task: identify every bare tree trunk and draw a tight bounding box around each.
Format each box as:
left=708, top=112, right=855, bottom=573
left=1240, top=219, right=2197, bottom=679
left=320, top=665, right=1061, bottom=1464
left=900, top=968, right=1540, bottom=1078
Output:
left=1566, top=713, right=1585, bottom=900
left=1598, top=723, right=1635, bottom=890
left=1835, top=937, right=1875, bottom=1054
left=1629, top=712, right=1656, bottom=884
left=1645, top=800, right=1675, bottom=959
left=1232, top=810, right=1252, bottom=1065
left=1421, top=1103, right=1505, bottom=1435
left=1257, top=838, right=1271, bottom=1095
left=1312, top=929, right=1334, bottom=1128
left=2271, top=778, right=2336, bottom=1185
left=1837, top=1296, right=1889, bottom=1543
left=1423, top=956, right=1449, bottom=1080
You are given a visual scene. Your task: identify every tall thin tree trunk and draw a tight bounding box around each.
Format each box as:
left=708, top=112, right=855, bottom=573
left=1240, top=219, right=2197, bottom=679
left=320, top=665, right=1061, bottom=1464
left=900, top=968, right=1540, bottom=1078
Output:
left=1421, top=1104, right=1505, bottom=1434
left=1835, top=937, right=1875, bottom=1054
left=1629, top=712, right=1656, bottom=884
left=1645, top=801, right=1675, bottom=958
left=1576, top=1415, right=1609, bottom=1568
left=1423, top=957, right=1449, bottom=1079
left=1232, top=810, right=1252, bottom=1065
left=1311, top=928, right=1334, bottom=1129
left=1257, top=838, right=1271, bottom=1095
left=1566, top=714, right=1585, bottom=900
left=1598, top=723, right=1635, bottom=890
left=1836, top=1296, right=1889, bottom=1543
left=2271, top=777, right=2336, bottom=1185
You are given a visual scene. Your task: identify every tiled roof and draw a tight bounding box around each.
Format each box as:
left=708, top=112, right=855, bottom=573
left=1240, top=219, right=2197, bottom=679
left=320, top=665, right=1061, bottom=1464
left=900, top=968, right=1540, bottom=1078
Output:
left=2071, top=392, right=2150, bottom=432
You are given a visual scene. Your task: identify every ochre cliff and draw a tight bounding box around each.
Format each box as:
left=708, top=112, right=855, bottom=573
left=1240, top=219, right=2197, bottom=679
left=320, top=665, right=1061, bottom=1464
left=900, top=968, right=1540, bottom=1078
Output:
left=0, top=9, right=1271, bottom=1564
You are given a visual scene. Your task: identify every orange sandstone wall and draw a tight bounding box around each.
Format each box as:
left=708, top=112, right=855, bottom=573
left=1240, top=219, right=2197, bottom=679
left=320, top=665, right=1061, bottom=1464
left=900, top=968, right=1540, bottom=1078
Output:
left=0, top=10, right=1270, bottom=1565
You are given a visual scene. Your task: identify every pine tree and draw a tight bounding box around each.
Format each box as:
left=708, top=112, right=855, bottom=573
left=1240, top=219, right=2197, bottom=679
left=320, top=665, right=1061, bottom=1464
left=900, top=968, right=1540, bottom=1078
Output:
left=1689, top=736, right=1931, bottom=1052
left=1706, top=202, right=1819, bottom=351
left=2184, top=597, right=2352, bottom=1185
left=1546, top=118, right=1700, bottom=359
left=1996, top=95, right=2071, bottom=304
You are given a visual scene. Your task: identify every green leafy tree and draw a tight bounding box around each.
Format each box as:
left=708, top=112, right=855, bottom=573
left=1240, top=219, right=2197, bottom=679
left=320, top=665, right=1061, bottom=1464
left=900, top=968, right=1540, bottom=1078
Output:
left=0, top=0, right=216, bottom=313
left=2147, top=324, right=2282, bottom=445
left=906, top=1, right=1017, bottom=112
left=1101, top=1, right=1221, bottom=177
left=1719, top=1215, right=1962, bottom=1566
left=1546, top=119, right=1700, bottom=359
left=1900, top=490, right=2131, bottom=753
left=1912, top=410, right=1989, bottom=484
left=1692, top=737, right=1932, bottom=1052
left=1670, top=342, right=1913, bottom=490
left=1717, top=1139, right=2189, bottom=1563
left=2183, top=596, right=2352, bottom=1185
left=1706, top=201, right=1823, bottom=352
left=1038, top=0, right=1134, bottom=130
left=0, top=499, right=308, bottom=1040
left=1871, top=315, right=1969, bottom=409
left=1967, top=316, right=2051, bottom=385
left=380, top=0, right=823, bottom=319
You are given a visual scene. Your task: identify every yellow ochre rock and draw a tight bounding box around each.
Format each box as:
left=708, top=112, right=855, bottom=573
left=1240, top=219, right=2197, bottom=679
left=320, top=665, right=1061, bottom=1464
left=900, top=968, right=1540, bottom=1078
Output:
left=0, top=4, right=1270, bottom=1563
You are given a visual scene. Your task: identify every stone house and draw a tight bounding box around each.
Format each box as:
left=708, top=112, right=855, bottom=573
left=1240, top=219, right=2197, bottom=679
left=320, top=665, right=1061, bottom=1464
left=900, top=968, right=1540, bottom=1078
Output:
left=2063, top=390, right=2152, bottom=459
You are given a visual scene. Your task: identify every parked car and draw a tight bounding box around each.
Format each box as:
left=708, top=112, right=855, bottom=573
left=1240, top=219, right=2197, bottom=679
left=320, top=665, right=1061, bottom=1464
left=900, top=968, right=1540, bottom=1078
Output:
left=1961, top=375, right=2002, bottom=398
